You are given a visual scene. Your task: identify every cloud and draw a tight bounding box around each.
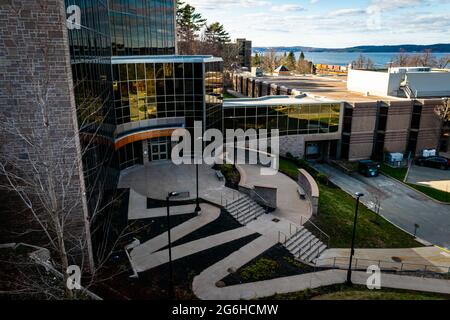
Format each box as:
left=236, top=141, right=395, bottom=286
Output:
left=184, top=0, right=450, bottom=47
left=328, top=8, right=367, bottom=17
left=185, top=0, right=271, bottom=10
left=271, top=4, right=305, bottom=13
left=368, top=0, right=430, bottom=11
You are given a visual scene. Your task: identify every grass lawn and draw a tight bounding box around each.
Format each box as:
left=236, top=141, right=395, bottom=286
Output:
left=223, top=92, right=238, bottom=99
left=380, top=163, right=450, bottom=203
left=279, top=158, right=422, bottom=249
left=267, top=284, right=449, bottom=300
left=380, top=163, right=408, bottom=181
left=408, top=184, right=450, bottom=203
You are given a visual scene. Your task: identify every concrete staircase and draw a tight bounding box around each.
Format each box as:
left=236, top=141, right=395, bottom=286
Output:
left=283, top=226, right=327, bottom=263
left=225, top=195, right=266, bottom=225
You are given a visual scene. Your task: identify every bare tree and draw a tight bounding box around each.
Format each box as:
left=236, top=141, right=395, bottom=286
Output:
left=437, top=55, right=450, bottom=69
left=261, top=49, right=280, bottom=74
left=296, top=58, right=313, bottom=74
left=391, top=50, right=411, bottom=67
left=392, top=50, right=444, bottom=68
left=351, top=54, right=374, bottom=70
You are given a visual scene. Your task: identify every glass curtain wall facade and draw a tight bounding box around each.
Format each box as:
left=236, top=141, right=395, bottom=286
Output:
left=205, top=61, right=224, bottom=131
left=109, top=0, right=176, bottom=56
left=112, top=61, right=205, bottom=129
left=66, top=0, right=224, bottom=172
left=65, top=0, right=119, bottom=210
left=112, top=58, right=223, bottom=169
left=223, top=103, right=341, bottom=136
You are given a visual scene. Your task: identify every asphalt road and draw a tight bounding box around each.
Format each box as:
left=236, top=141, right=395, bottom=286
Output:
left=313, top=164, right=450, bottom=249
left=407, top=165, right=450, bottom=194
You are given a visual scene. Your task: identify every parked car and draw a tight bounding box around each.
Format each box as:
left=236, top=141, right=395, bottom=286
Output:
left=358, top=160, right=380, bottom=177
left=415, top=156, right=450, bottom=170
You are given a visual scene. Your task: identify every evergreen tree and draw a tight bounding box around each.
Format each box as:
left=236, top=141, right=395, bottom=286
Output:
left=285, top=51, right=297, bottom=70
left=252, top=53, right=261, bottom=67
left=204, top=22, right=231, bottom=44
left=176, top=0, right=206, bottom=43
left=300, top=51, right=305, bottom=60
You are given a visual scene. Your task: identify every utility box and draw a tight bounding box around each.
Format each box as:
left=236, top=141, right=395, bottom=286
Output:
left=422, top=149, right=437, bottom=158
left=251, top=67, right=263, bottom=77
left=385, top=153, right=404, bottom=167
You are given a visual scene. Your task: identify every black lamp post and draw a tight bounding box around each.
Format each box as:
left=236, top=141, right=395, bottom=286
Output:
left=346, top=192, right=364, bottom=285
left=166, top=191, right=189, bottom=300
left=195, top=137, right=202, bottom=215
left=229, top=117, right=238, bottom=165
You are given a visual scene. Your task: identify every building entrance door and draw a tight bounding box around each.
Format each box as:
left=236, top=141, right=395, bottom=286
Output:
left=305, top=142, right=320, bottom=160
left=148, top=137, right=171, bottom=162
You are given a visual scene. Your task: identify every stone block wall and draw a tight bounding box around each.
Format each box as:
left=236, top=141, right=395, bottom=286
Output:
left=0, top=0, right=90, bottom=265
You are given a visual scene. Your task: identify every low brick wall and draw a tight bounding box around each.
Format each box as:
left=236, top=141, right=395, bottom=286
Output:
left=298, top=169, right=320, bottom=215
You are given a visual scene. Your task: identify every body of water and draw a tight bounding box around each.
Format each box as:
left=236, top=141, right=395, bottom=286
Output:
left=285, top=52, right=450, bottom=68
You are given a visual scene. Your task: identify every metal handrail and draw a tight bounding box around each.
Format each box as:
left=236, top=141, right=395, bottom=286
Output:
left=303, top=219, right=330, bottom=248
left=315, top=257, right=450, bottom=274
left=289, top=223, right=301, bottom=236
left=252, top=189, right=271, bottom=212
left=278, top=231, right=289, bottom=245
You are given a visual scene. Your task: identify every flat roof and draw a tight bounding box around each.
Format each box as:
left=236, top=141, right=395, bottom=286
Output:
left=245, top=74, right=406, bottom=103
left=111, top=55, right=223, bottom=64
left=223, top=94, right=341, bottom=108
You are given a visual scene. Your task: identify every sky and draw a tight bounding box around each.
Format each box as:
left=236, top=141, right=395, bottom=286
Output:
left=183, top=0, right=450, bottom=48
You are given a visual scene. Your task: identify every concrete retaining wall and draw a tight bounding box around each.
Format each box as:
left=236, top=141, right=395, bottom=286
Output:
left=298, top=169, right=319, bottom=215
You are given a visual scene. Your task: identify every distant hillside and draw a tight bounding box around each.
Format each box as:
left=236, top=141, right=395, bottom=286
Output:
left=253, top=44, right=450, bottom=53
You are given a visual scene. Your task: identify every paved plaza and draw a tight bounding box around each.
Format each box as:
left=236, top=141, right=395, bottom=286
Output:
left=121, top=161, right=450, bottom=300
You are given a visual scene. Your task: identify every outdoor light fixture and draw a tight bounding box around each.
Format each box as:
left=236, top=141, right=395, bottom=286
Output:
left=346, top=192, right=364, bottom=285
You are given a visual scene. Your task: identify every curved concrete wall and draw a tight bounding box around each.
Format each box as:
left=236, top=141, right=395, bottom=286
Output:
left=298, top=169, right=319, bottom=215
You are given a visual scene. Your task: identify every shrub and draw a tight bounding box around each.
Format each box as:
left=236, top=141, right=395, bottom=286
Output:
left=295, top=158, right=310, bottom=169
left=316, top=173, right=329, bottom=185
left=240, top=258, right=279, bottom=281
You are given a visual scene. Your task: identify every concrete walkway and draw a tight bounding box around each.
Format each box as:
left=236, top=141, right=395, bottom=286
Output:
left=131, top=203, right=221, bottom=260
left=193, top=236, right=450, bottom=300
left=133, top=227, right=256, bottom=272
left=118, top=162, right=239, bottom=206
left=127, top=189, right=197, bottom=220
left=318, top=247, right=450, bottom=273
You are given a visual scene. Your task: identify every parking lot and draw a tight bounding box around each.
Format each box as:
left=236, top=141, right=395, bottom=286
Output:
left=407, top=165, right=450, bottom=193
